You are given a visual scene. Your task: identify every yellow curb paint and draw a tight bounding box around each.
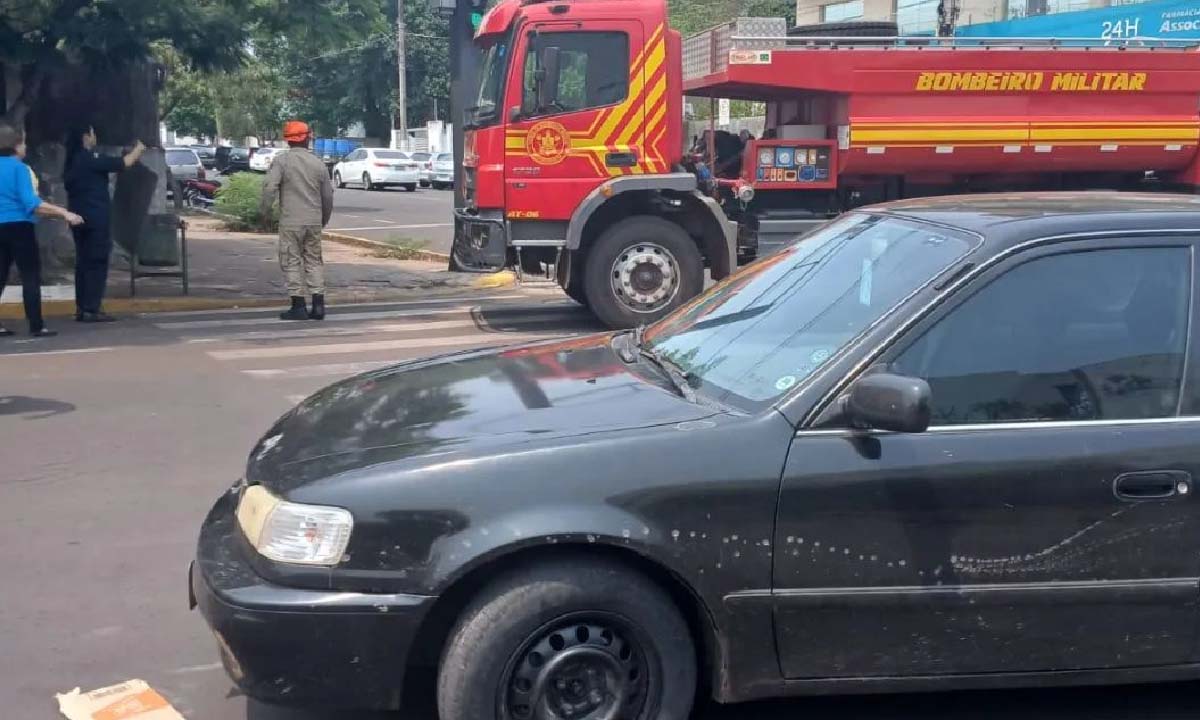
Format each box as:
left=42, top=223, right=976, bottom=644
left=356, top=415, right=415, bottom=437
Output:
left=472, top=271, right=518, bottom=289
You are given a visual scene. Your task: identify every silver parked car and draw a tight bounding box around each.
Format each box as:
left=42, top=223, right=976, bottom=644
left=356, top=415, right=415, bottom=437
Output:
left=166, top=147, right=206, bottom=182
left=430, top=152, right=454, bottom=190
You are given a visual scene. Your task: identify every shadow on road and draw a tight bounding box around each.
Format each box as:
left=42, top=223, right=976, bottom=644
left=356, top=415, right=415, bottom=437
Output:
left=244, top=680, right=1200, bottom=719
left=0, top=395, right=76, bottom=419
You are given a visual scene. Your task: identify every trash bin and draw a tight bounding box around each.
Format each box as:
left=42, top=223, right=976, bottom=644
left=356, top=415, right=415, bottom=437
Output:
left=137, top=213, right=181, bottom=267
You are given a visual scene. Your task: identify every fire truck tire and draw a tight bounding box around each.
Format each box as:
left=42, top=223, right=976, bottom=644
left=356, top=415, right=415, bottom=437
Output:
left=584, top=216, right=703, bottom=330
left=788, top=20, right=898, bottom=37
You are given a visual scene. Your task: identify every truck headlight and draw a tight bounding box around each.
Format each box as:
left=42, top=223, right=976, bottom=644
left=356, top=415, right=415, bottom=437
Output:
left=236, top=485, right=353, bottom=566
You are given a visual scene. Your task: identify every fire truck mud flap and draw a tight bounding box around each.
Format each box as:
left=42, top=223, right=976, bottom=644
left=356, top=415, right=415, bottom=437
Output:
left=451, top=209, right=508, bottom=273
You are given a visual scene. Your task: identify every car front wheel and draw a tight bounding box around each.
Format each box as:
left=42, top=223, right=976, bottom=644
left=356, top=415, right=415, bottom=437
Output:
left=437, top=558, right=696, bottom=720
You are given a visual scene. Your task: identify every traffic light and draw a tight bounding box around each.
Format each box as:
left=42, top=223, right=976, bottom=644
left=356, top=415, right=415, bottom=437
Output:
left=471, top=10, right=483, bottom=30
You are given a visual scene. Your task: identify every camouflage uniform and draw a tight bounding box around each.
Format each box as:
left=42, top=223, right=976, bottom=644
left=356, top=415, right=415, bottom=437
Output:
left=259, top=147, right=334, bottom=296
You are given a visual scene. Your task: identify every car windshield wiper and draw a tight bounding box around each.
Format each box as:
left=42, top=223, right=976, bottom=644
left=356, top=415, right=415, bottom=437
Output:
left=619, top=326, right=697, bottom=403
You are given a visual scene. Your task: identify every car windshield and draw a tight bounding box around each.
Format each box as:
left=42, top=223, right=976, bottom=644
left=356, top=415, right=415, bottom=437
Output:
left=166, top=150, right=197, bottom=165
left=471, top=37, right=509, bottom=127
left=643, top=214, right=977, bottom=409
left=436, top=153, right=452, bottom=162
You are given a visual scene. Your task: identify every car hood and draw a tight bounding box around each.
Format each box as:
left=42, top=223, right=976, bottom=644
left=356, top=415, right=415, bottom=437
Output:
left=246, top=334, right=720, bottom=492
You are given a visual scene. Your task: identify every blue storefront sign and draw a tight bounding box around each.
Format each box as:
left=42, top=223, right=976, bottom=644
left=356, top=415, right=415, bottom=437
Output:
left=957, top=0, right=1200, bottom=41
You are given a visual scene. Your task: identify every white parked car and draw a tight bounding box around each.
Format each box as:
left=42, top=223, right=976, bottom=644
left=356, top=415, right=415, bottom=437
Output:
left=410, top=152, right=433, bottom=187
left=430, top=153, right=454, bottom=190
left=333, top=148, right=420, bottom=192
left=249, top=147, right=280, bottom=172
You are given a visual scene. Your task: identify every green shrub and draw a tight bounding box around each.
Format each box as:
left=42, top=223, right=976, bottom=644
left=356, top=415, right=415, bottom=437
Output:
left=215, top=172, right=278, bottom=232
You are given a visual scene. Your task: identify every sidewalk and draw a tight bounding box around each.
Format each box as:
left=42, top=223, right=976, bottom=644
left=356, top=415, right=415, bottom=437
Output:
left=1, top=214, right=513, bottom=319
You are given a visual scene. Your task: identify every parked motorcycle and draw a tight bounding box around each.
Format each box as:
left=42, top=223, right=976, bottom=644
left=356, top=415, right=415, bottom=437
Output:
left=182, top=178, right=219, bottom=208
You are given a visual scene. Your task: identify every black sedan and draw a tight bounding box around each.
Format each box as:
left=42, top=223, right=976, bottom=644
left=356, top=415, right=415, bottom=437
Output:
left=192, top=192, right=1200, bottom=720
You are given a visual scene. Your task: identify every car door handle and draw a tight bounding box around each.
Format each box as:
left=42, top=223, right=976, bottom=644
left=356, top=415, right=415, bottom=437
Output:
left=605, top=152, right=638, bottom=167
left=1113, top=471, right=1191, bottom=501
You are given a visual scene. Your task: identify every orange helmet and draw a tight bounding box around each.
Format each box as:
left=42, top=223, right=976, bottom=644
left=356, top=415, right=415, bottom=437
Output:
left=283, top=120, right=310, bottom=143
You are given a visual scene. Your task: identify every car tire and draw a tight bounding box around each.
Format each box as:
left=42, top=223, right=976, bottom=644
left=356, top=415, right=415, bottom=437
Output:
left=333, top=171, right=345, bottom=189
left=362, top=172, right=375, bottom=191
left=437, top=558, right=696, bottom=720
left=583, top=216, right=703, bottom=330
left=404, top=184, right=418, bottom=192
left=420, top=180, right=431, bottom=188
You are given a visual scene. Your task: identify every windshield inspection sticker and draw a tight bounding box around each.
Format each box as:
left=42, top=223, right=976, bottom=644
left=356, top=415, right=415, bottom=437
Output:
left=810, top=348, right=831, bottom=365
left=775, top=375, right=798, bottom=392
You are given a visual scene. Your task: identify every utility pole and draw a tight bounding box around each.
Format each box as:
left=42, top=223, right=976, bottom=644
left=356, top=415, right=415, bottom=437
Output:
left=396, top=0, right=408, bottom=150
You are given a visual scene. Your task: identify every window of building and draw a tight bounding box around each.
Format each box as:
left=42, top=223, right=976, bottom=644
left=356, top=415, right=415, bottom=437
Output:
left=897, top=0, right=939, bottom=34
left=891, top=247, right=1191, bottom=425
left=1007, top=0, right=1093, bottom=18
left=521, top=31, right=629, bottom=116
left=822, top=0, right=864, bottom=23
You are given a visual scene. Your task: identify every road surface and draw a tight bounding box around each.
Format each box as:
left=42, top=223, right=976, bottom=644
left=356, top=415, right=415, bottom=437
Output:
left=327, top=184, right=455, bottom=255
left=2, top=292, right=1199, bottom=719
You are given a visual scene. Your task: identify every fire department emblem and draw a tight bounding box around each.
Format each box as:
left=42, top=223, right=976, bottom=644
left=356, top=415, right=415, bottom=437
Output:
left=526, top=121, right=571, bottom=165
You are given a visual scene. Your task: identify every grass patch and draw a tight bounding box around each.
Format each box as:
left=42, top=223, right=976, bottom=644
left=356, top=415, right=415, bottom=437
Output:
left=370, top=236, right=430, bottom=260
left=214, top=172, right=279, bottom=232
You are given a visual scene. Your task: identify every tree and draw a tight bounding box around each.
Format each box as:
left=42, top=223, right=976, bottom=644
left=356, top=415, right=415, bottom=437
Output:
left=0, top=0, right=386, bottom=128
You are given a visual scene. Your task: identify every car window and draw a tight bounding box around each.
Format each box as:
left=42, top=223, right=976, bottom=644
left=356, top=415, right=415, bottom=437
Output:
left=166, top=150, right=198, bottom=165
left=374, top=151, right=406, bottom=159
left=436, top=153, right=452, bottom=161
left=348, top=149, right=363, bottom=161
left=644, top=214, right=976, bottom=408
left=522, top=31, right=629, bottom=115
left=891, top=246, right=1192, bottom=425
left=411, top=153, right=431, bottom=162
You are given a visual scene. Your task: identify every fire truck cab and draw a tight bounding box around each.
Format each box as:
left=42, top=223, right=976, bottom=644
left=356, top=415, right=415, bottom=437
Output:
left=451, top=0, right=1200, bottom=329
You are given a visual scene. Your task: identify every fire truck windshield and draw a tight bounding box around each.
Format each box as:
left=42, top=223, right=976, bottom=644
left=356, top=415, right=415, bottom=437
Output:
left=469, top=38, right=509, bottom=128
left=642, top=215, right=977, bottom=409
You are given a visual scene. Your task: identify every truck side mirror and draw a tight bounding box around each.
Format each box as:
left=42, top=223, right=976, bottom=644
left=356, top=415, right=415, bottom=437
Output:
left=537, top=46, right=561, bottom=112
left=843, top=372, right=931, bottom=433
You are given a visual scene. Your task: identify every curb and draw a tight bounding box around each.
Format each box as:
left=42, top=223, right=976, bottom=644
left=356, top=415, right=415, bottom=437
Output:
left=321, top=231, right=518, bottom=291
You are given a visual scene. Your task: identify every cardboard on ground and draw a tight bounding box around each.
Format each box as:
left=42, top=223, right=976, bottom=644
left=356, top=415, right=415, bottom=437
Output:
left=56, top=679, right=186, bottom=720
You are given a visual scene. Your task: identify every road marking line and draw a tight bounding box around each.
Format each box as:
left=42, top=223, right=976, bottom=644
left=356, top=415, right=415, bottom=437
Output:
left=145, top=294, right=523, bottom=318
left=246, top=360, right=397, bottom=379
left=167, top=662, right=224, bottom=675
left=0, top=346, right=114, bottom=357
left=157, top=305, right=475, bottom=330
left=157, top=302, right=582, bottom=331
left=211, top=332, right=548, bottom=360
left=184, top=313, right=590, bottom=343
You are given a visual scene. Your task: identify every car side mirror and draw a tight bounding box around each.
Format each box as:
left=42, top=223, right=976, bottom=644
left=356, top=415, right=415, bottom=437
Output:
left=843, top=372, right=931, bottom=434
left=537, top=45, right=561, bottom=111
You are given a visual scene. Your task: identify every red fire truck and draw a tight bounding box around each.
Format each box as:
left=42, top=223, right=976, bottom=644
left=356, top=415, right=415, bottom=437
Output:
left=449, top=0, right=1200, bottom=329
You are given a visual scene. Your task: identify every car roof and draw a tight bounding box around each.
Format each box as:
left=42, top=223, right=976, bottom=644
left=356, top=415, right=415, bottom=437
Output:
left=866, top=192, right=1200, bottom=248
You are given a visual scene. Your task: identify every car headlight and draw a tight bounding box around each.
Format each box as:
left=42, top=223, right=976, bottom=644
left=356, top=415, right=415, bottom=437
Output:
left=236, top=485, right=353, bottom=566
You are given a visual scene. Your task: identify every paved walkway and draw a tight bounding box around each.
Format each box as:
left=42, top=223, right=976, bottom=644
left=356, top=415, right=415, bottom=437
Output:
left=1, top=215, right=508, bottom=319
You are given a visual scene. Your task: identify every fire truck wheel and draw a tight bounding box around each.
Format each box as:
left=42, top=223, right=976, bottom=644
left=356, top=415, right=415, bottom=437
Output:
left=584, top=216, right=703, bottom=329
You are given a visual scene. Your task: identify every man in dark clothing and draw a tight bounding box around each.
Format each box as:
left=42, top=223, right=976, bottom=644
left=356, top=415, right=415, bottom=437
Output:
left=63, top=125, right=145, bottom=322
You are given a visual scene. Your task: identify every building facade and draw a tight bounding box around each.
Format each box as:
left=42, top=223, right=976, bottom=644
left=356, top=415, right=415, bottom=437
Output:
left=794, top=0, right=1146, bottom=36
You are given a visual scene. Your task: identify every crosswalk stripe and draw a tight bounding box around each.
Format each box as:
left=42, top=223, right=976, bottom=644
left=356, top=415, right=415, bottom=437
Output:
left=244, top=360, right=399, bottom=379
left=157, top=305, right=477, bottom=330
left=157, top=303, right=585, bottom=331
left=209, top=332, right=550, bottom=361
left=0, top=346, right=114, bottom=358
left=144, top=294, right=524, bottom=318
left=184, top=313, right=593, bottom=343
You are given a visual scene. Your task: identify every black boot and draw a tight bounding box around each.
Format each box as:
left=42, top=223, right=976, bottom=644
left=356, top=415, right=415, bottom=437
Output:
left=279, top=296, right=308, bottom=321
left=309, top=294, right=326, bottom=321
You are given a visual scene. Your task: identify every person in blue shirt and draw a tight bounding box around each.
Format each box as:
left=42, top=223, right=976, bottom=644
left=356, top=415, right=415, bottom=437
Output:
left=0, top=124, right=83, bottom=338
left=63, top=123, right=145, bottom=323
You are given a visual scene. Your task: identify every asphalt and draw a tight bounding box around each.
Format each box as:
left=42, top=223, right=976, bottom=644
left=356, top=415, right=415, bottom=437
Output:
left=326, top=183, right=455, bottom=255
left=3, top=291, right=1200, bottom=719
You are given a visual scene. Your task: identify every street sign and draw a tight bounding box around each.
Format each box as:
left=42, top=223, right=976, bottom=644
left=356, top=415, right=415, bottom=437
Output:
left=718, top=98, right=730, bottom=128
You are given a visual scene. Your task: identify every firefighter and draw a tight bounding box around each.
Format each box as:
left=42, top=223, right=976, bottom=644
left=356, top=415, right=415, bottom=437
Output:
left=259, top=120, right=335, bottom=321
